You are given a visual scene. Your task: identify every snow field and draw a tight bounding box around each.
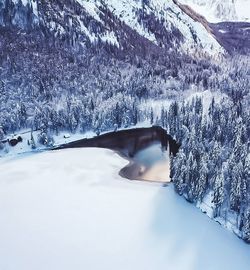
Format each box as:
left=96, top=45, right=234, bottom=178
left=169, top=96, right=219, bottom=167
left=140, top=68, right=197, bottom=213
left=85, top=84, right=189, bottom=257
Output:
left=0, top=148, right=249, bottom=270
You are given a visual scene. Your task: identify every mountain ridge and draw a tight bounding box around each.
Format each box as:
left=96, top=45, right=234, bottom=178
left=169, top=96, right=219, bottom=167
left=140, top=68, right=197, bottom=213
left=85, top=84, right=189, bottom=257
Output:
left=179, top=0, right=250, bottom=23
left=0, top=0, right=224, bottom=56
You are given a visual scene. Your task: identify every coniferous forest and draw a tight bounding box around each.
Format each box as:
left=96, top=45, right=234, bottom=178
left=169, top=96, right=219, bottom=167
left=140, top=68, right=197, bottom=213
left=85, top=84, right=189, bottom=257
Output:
left=0, top=0, right=249, bottom=246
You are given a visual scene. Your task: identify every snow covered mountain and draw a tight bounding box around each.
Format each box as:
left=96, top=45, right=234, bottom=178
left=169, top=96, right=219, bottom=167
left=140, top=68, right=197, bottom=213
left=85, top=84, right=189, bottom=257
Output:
left=176, top=0, right=250, bottom=54
left=0, top=0, right=223, bottom=55
left=179, top=0, right=250, bottom=23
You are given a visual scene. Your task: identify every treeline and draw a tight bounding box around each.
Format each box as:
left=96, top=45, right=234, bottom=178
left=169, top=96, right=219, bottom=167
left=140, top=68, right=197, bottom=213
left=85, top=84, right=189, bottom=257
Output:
left=0, top=21, right=248, bottom=137
left=165, top=96, right=250, bottom=242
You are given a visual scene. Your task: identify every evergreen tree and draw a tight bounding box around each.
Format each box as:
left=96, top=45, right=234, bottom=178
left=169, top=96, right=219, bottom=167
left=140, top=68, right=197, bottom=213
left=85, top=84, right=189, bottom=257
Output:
left=30, top=131, right=36, bottom=150
left=230, top=162, right=243, bottom=213
left=212, top=172, right=225, bottom=218
left=242, top=207, right=250, bottom=243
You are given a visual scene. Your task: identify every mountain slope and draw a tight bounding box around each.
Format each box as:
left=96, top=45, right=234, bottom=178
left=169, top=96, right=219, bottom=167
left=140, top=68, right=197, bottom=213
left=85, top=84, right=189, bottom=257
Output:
left=211, top=21, right=250, bottom=55
left=179, top=0, right=250, bottom=23
left=0, top=0, right=223, bottom=55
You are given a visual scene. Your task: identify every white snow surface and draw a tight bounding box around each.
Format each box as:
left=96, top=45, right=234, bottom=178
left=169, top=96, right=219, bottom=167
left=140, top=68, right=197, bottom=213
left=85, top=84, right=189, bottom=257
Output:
left=104, top=0, right=223, bottom=55
left=0, top=148, right=249, bottom=270
left=179, top=0, right=250, bottom=23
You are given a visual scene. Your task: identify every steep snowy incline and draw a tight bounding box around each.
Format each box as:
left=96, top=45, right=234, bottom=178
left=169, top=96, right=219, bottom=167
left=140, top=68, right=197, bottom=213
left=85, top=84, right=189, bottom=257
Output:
left=0, top=148, right=249, bottom=270
left=0, top=0, right=224, bottom=55
left=103, top=0, right=223, bottom=54
left=179, top=0, right=250, bottom=23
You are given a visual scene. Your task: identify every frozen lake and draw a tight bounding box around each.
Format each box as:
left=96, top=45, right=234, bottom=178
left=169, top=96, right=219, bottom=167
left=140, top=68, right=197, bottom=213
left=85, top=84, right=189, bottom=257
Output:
left=0, top=148, right=249, bottom=270
left=120, top=142, right=170, bottom=182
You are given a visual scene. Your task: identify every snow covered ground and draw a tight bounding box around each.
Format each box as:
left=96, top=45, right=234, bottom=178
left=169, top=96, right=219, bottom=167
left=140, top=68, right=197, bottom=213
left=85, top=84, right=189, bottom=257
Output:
left=0, top=148, right=249, bottom=270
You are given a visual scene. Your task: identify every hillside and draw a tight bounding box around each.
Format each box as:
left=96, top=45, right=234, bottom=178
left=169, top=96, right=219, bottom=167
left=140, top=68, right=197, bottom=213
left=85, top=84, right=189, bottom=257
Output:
left=0, top=0, right=223, bottom=55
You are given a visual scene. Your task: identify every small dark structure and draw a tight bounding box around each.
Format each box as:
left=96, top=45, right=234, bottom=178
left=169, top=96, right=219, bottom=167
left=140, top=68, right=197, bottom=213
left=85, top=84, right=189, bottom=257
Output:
left=8, top=136, right=23, bottom=147
left=54, top=126, right=180, bottom=157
